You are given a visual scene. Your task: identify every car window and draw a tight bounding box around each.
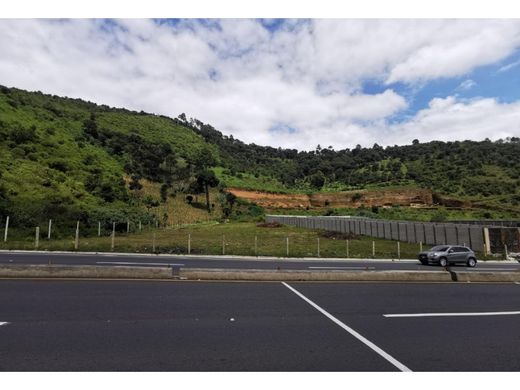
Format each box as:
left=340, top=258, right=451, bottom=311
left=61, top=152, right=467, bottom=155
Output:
left=431, top=246, right=449, bottom=252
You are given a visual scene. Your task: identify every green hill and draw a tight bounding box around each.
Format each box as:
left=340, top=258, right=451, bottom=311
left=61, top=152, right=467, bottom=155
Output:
left=1, top=85, right=519, bottom=230
left=0, top=86, right=219, bottom=229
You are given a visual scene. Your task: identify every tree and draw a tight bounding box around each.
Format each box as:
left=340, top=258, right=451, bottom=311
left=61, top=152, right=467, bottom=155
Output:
left=129, top=175, right=143, bottom=191
left=160, top=183, right=169, bottom=203
left=309, top=171, right=326, bottom=190
left=83, top=113, right=98, bottom=138
left=194, top=170, right=220, bottom=212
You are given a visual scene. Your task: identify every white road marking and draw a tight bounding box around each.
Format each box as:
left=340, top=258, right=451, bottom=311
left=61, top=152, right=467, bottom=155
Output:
left=96, top=261, right=184, bottom=266
left=384, top=311, right=520, bottom=318
left=308, top=266, right=376, bottom=270
left=0, top=322, right=8, bottom=326
left=282, top=282, right=411, bottom=372
left=464, top=268, right=520, bottom=271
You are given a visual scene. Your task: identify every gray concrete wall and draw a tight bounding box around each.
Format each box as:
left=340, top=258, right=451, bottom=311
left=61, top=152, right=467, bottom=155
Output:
left=406, top=223, right=415, bottom=243
left=434, top=225, right=446, bottom=245
left=398, top=223, right=407, bottom=242
left=414, top=223, right=425, bottom=244
left=265, top=215, right=492, bottom=251
left=390, top=222, right=399, bottom=240
left=469, top=226, right=484, bottom=252
left=456, top=225, right=470, bottom=247
left=424, top=224, right=436, bottom=245
left=445, top=225, right=458, bottom=245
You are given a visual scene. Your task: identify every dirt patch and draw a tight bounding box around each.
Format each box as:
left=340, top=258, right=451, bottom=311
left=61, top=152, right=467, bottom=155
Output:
left=319, top=231, right=359, bottom=240
left=228, top=188, right=310, bottom=208
left=227, top=187, right=434, bottom=209
left=256, top=221, right=283, bottom=228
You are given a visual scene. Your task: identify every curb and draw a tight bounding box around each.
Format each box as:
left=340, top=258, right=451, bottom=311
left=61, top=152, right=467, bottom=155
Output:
left=0, top=249, right=517, bottom=264
left=0, top=264, right=518, bottom=283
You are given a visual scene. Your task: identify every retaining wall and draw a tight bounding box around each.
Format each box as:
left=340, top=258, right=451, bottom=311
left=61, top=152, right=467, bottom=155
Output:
left=265, top=215, right=517, bottom=253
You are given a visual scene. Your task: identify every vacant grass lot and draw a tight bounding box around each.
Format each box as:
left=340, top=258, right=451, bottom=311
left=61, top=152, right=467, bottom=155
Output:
left=0, top=221, right=491, bottom=260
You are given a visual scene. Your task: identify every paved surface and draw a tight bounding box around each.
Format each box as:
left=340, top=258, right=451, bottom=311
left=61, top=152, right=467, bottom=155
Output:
left=1, top=251, right=519, bottom=272
left=1, top=279, right=520, bottom=371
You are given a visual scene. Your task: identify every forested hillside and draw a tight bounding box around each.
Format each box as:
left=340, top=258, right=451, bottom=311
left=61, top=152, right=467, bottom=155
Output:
left=0, top=86, right=222, bottom=228
left=1, top=85, right=519, bottom=229
left=183, top=117, right=520, bottom=206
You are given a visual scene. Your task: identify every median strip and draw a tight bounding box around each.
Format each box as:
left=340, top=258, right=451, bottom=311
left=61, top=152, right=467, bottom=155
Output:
left=308, top=266, right=376, bottom=270
left=96, top=261, right=185, bottom=266
left=0, top=264, right=519, bottom=283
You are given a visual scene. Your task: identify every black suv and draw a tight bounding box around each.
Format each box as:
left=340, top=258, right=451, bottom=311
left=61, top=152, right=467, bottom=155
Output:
left=418, top=245, right=477, bottom=267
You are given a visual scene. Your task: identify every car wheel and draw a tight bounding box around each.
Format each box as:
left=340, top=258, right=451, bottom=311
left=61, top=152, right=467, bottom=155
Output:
left=439, top=257, right=448, bottom=267
left=467, top=257, right=477, bottom=268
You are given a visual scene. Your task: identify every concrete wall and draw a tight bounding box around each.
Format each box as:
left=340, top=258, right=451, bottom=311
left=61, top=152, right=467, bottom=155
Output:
left=266, top=215, right=490, bottom=252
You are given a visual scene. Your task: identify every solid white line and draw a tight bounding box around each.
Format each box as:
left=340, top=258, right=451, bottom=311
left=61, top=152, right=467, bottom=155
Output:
left=384, top=311, right=520, bottom=318
left=282, top=282, right=411, bottom=372
left=308, top=266, right=376, bottom=270
left=96, top=261, right=184, bottom=266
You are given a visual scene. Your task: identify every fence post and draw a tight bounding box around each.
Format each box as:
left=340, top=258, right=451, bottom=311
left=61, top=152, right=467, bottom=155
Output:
left=222, top=235, right=225, bottom=255
left=188, top=234, right=191, bottom=255
left=48, top=219, right=52, bottom=240
left=139, top=220, right=142, bottom=232
left=35, top=227, right=39, bottom=249
left=255, top=235, right=258, bottom=257
left=127, top=219, right=130, bottom=234
left=397, top=241, right=401, bottom=260
left=3, top=216, right=8, bottom=242
left=419, top=241, right=423, bottom=252
left=286, top=237, right=289, bottom=257
left=317, top=238, right=320, bottom=257
left=111, top=222, right=115, bottom=251
left=346, top=239, right=349, bottom=258
left=152, top=232, right=156, bottom=253
left=504, top=244, right=508, bottom=260
left=483, top=227, right=491, bottom=255
left=372, top=241, right=375, bottom=257
left=74, top=221, right=80, bottom=250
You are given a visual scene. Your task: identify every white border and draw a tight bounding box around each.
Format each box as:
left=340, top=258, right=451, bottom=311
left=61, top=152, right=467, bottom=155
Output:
left=1, top=0, right=520, bottom=18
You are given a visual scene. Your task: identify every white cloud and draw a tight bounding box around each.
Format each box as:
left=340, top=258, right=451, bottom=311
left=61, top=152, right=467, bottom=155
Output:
left=0, top=19, right=520, bottom=150
left=384, top=96, right=520, bottom=145
left=456, top=79, right=477, bottom=91
left=498, top=59, right=520, bottom=73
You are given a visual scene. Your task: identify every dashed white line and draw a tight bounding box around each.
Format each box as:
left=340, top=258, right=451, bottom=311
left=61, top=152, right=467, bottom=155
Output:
left=96, top=261, right=184, bottom=266
left=384, top=311, right=520, bottom=318
left=0, top=322, right=8, bottom=326
left=308, top=266, right=375, bottom=270
left=282, top=282, right=411, bottom=372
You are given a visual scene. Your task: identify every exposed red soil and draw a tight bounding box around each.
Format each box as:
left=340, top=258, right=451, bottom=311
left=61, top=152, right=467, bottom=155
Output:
left=227, top=187, right=434, bottom=209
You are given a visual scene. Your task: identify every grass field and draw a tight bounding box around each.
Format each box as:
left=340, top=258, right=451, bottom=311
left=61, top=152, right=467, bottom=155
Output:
left=0, top=221, right=498, bottom=260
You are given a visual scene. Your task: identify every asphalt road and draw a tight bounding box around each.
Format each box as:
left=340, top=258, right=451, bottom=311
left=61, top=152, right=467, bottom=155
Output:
left=1, top=279, right=520, bottom=371
left=0, top=251, right=519, bottom=272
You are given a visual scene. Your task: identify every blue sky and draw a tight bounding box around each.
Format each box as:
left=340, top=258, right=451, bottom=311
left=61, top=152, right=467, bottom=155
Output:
left=0, top=19, right=519, bottom=150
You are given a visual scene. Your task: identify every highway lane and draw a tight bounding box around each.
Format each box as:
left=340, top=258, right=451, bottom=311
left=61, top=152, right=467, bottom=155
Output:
left=0, top=251, right=519, bottom=272
left=1, top=280, right=520, bottom=371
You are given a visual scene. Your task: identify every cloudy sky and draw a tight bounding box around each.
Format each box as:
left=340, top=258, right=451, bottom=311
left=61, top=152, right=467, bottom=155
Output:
left=1, top=18, right=520, bottom=150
